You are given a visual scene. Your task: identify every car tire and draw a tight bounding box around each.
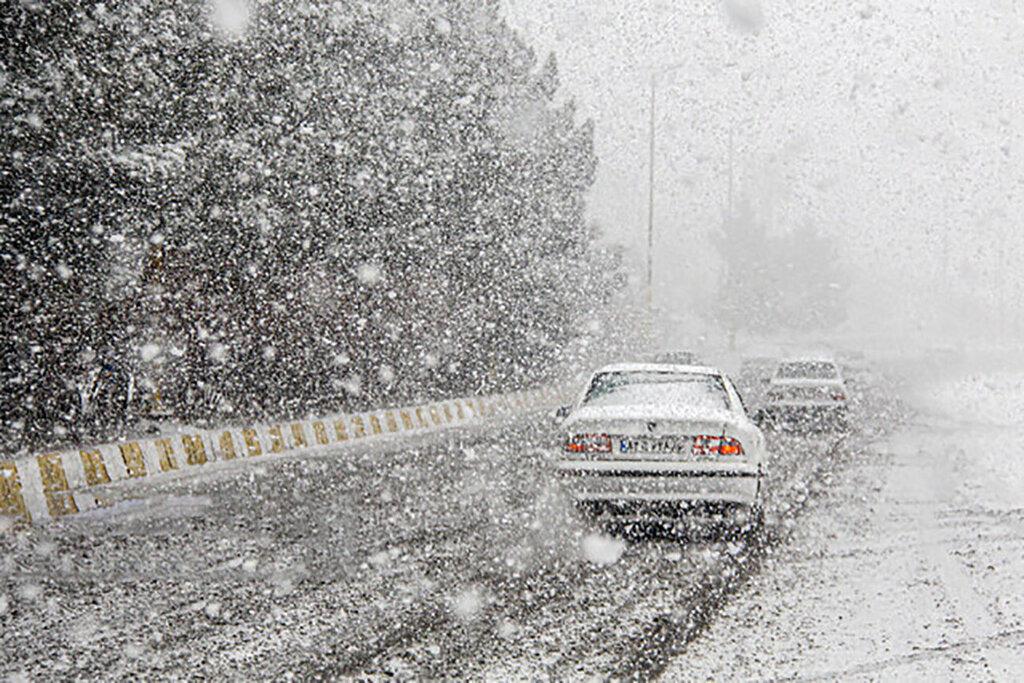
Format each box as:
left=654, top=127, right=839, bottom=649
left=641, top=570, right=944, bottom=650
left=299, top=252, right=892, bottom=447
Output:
left=745, top=472, right=767, bottom=538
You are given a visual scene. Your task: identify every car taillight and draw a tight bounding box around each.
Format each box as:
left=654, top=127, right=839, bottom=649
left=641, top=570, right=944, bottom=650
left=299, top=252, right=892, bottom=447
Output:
left=692, top=435, right=744, bottom=456
left=717, top=438, right=744, bottom=455
left=565, top=433, right=612, bottom=453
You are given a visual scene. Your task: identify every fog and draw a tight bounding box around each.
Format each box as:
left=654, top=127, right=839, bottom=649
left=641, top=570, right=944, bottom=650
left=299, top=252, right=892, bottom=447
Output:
left=503, top=0, right=1024, bottom=347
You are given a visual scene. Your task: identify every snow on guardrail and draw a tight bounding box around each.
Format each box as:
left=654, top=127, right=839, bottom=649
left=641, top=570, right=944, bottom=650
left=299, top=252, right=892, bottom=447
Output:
left=0, top=386, right=566, bottom=527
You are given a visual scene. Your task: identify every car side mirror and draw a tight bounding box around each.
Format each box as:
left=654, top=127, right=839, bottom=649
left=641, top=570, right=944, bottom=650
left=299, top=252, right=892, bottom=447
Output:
left=552, top=405, right=571, bottom=423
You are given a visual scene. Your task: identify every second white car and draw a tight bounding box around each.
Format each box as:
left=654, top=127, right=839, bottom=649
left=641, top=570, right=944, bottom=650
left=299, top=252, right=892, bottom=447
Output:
left=760, top=356, right=849, bottom=432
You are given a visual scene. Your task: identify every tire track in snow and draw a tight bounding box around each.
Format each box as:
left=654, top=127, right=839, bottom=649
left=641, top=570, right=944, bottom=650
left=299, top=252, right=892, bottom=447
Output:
left=336, top=373, right=898, bottom=679
left=775, top=628, right=1024, bottom=682
left=558, top=379, right=897, bottom=680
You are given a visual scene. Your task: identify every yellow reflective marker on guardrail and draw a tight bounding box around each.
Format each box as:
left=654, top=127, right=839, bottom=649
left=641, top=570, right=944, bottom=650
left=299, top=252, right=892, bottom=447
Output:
left=81, top=449, right=112, bottom=486
left=219, top=432, right=237, bottom=460
left=0, top=461, right=30, bottom=522
left=242, top=428, right=262, bottom=457
left=268, top=426, right=286, bottom=453
left=333, top=419, right=349, bottom=442
left=38, top=453, right=78, bottom=517
left=290, top=423, right=308, bottom=449
left=119, top=443, right=148, bottom=478
left=182, top=435, right=208, bottom=466
left=155, top=439, right=179, bottom=472
left=312, top=421, right=329, bottom=446
left=369, top=415, right=383, bottom=436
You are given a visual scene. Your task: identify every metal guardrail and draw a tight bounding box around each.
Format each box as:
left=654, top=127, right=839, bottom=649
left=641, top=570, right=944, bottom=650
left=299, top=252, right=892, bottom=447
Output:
left=1, top=386, right=565, bottom=526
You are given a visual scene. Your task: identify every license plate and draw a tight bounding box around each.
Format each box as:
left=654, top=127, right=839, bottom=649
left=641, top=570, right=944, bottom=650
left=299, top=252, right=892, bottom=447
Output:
left=619, top=436, right=690, bottom=454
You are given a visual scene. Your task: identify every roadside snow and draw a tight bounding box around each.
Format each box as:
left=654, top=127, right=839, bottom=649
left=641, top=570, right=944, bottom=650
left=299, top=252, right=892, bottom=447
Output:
left=666, top=365, right=1024, bottom=679
left=912, top=369, right=1024, bottom=510
left=924, top=370, right=1024, bottom=427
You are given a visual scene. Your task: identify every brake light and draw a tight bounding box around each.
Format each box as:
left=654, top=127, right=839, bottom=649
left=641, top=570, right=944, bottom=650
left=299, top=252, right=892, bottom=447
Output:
left=565, top=433, right=612, bottom=453
left=717, top=438, right=744, bottom=455
left=692, top=435, right=744, bottom=456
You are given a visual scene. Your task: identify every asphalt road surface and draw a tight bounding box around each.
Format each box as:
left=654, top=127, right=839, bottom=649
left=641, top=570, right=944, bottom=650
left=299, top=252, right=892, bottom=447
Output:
left=1, top=367, right=898, bottom=680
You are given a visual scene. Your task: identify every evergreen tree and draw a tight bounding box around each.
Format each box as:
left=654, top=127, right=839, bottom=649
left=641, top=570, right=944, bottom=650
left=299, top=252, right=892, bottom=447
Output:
left=0, top=0, right=619, bottom=450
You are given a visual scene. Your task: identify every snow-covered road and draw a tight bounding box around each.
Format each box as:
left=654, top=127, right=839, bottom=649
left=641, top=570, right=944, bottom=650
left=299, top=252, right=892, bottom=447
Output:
left=667, top=361, right=1024, bottom=681
left=2, top=366, right=906, bottom=680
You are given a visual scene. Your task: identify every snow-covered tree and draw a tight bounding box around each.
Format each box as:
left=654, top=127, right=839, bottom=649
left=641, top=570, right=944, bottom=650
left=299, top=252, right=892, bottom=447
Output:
left=0, top=0, right=619, bottom=448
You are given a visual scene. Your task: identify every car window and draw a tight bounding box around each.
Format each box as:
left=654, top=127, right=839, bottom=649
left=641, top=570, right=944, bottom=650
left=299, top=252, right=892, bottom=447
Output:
left=581, top=371, right=729, bottom=410
left=730, top=382, right=750, bottom=415
left=776, top=361, right=839, bottom=380
left=652, top=351, right=698, bottom=365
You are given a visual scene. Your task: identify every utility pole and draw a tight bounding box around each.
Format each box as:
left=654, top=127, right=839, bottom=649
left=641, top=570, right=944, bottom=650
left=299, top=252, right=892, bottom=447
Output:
left=646, top=74, right=656, bottom=311
left=727, top=125, right=735, bottom=219
left=726, top=125, right=736, bottom=351
left=643, top=58, right=704, bottom=313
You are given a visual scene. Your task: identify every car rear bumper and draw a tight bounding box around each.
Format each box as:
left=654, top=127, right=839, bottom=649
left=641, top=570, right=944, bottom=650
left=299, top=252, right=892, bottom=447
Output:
left=553, top=460, right=761, bottom=507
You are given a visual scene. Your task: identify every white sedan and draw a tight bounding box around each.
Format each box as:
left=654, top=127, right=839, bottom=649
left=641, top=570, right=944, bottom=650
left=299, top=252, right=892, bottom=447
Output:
left=761, top=356, right=849, bottom=431
left=552, top=363, right=768, bottom=531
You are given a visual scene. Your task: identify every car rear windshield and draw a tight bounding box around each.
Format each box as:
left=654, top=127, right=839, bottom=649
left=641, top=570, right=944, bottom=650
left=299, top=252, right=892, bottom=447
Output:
left=581, top=371, right=729, bottom=410
left=776, top=361, right=839, bottom=380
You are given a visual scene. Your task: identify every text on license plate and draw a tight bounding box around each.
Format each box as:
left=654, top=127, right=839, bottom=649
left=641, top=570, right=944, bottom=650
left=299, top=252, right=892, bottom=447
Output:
left=619, top=437, right=690, bottom=454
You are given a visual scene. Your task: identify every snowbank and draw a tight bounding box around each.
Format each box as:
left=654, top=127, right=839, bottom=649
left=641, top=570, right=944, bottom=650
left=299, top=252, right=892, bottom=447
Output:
left=905, top=368, right=1024, bottom=511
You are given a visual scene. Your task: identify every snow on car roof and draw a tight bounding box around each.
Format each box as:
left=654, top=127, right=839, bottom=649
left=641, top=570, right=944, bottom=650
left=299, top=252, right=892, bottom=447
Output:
left=779, top=354, right=837, bottom=363
left=592, top=362, right=722, bottom=376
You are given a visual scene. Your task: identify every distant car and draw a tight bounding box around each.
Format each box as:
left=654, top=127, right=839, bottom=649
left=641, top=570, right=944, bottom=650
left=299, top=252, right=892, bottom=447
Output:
left=650, top=350, right=701, bottom=366
left=761, top=357, right=848, bottom=431
left=552, top=363, right=767, bottom=533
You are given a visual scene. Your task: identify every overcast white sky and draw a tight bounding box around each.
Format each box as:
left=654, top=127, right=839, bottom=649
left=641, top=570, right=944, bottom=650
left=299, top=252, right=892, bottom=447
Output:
left=500, top=0, right=1024, bottom=341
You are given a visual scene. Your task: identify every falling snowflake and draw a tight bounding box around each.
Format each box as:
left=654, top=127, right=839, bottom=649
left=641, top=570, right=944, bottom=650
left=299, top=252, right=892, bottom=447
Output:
left=140, top=344, right=162, bottom=362
left=208, top=343, right=229, bottom=363
left=210, top=0, right=251, bottom=39
left=581, top=533, right=625, bottom=566
left=451, top=587, right=485, bottom=621
left=355, top=263, right=384, bottom=286
left=341, top=376, right=361, bottom=395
